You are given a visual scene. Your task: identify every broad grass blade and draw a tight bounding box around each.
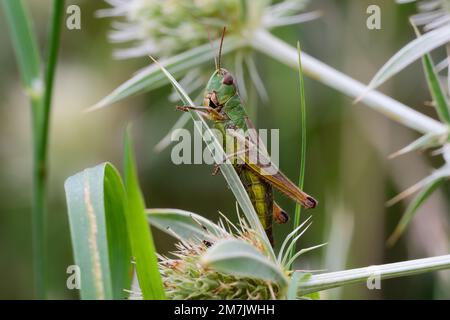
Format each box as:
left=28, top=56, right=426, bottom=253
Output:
left=64, top=163, right=132, bottom=299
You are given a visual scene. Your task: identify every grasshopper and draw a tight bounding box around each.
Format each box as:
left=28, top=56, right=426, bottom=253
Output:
left=177, top=29, right=317, bottom=245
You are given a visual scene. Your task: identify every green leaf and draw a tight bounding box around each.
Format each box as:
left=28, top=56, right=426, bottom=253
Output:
left=201, top=239, right=288, bottom=287
left=123, top=130, right=165, bottom=300
left=64, top=163, right=132, bottom=299
left=1, top=0, right=42, bottom=95
left=151, top=58, right=275, bottom=259
left=422, top=53, right=450, bottom=124
left=387, top=176, right=446, bottom=247
left=368, top=24, right=450, bottom=90
left=146, top=208, right=228, bottom=242
left=298, top=254, right=450, bottom=295
left=91, top=36, right=243, bottom=110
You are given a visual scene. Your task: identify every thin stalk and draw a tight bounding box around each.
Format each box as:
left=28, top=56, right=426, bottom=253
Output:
left=31, top=107, right=46, bottom=299
left=298, top=254, right=450, bottom=295
left=252, top=29, right=447, bottom=135
left=288, top=42, right=307, bottom=266
left=32, top=0, right=65, bottom=299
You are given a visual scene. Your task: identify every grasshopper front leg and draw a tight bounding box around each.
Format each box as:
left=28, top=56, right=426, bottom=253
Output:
left=176, top=105, right=227, bottom=121
left=175, top=105, right=212, bottom=120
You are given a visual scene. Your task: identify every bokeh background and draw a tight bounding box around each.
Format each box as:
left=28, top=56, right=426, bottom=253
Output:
left=1, top=0, right=449, bottom=299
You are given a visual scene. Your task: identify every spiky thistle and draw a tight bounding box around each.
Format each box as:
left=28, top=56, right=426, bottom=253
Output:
left=159, top=241, right=282, bottom=300
left=145, top=210, right=324, bottom=300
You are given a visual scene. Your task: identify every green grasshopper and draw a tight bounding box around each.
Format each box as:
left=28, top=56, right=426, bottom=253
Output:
left=177, top=29, right=317, bottom=245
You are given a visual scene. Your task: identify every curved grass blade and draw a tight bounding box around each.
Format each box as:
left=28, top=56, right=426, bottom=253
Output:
left=368, top=24, right=450, bottom=90
left=289, top=41, right=308, bottom=265
left=123, top=130, right=165, bottom=300
left=201, top=239, right=288, bottom=287
left=151, top=57, right=275, bottom=260
left=64, top=163, right=132, bottom=299
left=91, top=36, right=242, bottom=110
left=146, top=208, right=229, bottom=242
left=297, top=254, right=450, bottom=295
left=422, top=53, right=450, bottom=124
left=387, top=176, right=446, bottom=247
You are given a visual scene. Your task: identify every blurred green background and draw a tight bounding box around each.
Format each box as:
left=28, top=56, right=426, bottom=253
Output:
left=0, top=0, right=449, bottom=299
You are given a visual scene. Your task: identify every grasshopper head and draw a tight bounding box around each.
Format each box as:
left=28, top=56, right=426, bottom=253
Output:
left=203, top=68, right=237, bottom=108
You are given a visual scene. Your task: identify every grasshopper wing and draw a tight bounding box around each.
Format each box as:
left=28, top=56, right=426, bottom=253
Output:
left=228, top=117, right=317, bottom=209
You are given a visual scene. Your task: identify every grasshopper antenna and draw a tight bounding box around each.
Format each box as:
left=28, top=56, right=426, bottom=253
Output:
left=217, top=26, right=226, bottom=71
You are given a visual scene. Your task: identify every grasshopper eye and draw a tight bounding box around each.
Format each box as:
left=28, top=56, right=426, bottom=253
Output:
left=222, top=73, right=234, bottom=86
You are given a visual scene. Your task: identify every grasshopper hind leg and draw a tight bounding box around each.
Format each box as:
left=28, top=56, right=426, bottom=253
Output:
left=273, top=202, right=289, bottom=224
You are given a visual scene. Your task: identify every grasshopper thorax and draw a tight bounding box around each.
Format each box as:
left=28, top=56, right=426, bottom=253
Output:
left=203, top=68, right=237, bottom=108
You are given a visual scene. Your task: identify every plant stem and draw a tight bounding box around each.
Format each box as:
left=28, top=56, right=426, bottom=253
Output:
left=298, top=254, right=450, bottom=295
left=32, top=0, right=65, bottom=299
left=289, top=42, right=307, bottom=266
left=252, top=29, right=447, bottom=135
